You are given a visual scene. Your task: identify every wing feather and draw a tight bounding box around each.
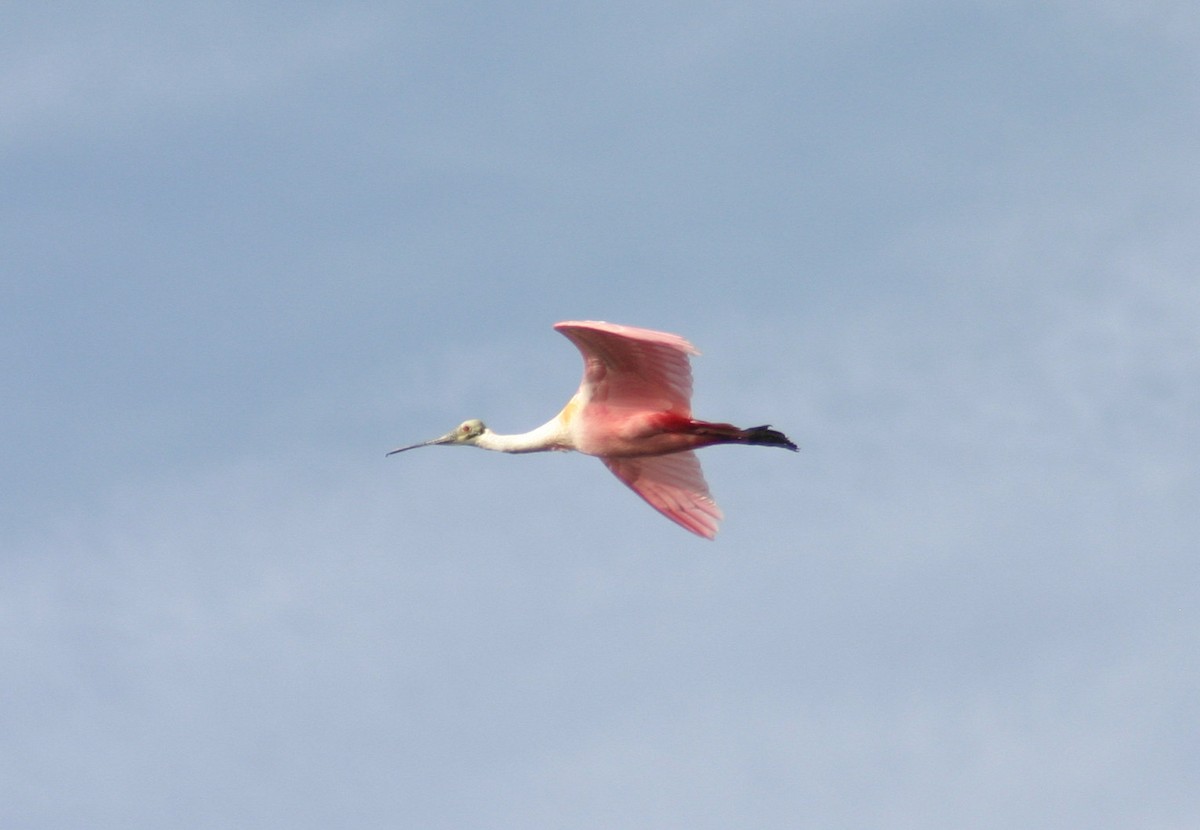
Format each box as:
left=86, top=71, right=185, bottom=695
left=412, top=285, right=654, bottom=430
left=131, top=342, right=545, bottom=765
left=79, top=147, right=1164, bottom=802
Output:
left=602, top=452, right=723, bottom=539
left=554, top=320, right=697, bottom=414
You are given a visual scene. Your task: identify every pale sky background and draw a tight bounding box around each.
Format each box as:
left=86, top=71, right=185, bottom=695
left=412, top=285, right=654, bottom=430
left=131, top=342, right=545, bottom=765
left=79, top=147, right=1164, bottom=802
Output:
left=3, top=3, right=1198, bottom=828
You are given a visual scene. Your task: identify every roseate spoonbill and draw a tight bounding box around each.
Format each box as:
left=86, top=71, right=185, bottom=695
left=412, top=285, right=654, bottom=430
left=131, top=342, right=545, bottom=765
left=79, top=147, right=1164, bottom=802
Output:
left=388, top=321, right=797, bottom=539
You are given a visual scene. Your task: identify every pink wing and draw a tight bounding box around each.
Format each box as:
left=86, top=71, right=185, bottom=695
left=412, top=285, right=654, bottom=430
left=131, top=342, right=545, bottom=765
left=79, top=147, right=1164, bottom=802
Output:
left=554, top=320, right=698, bottom=414
left=602, top=452, right=724, bottom=539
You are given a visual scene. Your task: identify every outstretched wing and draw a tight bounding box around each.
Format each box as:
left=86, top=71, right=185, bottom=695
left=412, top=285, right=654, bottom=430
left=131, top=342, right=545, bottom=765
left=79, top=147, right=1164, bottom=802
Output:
left=602, top=452, right=723, bottom=539
left=554, top=320, right=697, bottom=414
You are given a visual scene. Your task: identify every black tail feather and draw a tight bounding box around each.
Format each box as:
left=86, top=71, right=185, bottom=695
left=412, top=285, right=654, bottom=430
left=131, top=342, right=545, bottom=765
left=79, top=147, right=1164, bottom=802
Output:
left=737, top=424, right=799, bottom=451
left=688, top=421, right=799, bottom=451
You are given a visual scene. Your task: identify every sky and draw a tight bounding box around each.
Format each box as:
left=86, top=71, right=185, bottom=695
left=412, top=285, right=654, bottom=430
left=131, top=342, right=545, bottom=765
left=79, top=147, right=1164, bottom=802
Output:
left=3, top=2, right=1198, bottom=828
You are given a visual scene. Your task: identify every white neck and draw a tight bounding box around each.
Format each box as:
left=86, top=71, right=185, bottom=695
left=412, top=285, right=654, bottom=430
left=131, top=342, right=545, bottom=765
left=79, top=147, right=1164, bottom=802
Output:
left=475, top=417, right=570, bottom=453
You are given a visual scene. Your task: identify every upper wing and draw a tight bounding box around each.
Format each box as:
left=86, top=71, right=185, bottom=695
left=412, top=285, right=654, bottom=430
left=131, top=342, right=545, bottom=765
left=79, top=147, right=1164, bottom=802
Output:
left=602, top=452, right=723, bottom=539
left=554, top=320, right=698, bottom=414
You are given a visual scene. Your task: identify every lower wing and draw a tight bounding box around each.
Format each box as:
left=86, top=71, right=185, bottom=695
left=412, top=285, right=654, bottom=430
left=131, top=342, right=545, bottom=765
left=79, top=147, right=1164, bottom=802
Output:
left=601, top=452, right=724, bottom=540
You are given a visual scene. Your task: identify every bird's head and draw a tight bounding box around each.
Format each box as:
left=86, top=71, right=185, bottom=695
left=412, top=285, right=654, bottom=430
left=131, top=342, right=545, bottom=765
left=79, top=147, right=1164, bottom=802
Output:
left=387, top=419, right=488, bottom=455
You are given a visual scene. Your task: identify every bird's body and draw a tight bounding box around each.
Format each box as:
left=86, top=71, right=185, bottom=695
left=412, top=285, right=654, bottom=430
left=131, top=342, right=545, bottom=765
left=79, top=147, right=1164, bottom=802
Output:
left=389, top=320, right=797, bottom=539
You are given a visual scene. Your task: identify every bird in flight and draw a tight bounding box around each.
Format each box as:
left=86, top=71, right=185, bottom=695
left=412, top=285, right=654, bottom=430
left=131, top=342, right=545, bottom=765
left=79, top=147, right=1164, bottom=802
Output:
left=389, top=321, right=797, bottom=539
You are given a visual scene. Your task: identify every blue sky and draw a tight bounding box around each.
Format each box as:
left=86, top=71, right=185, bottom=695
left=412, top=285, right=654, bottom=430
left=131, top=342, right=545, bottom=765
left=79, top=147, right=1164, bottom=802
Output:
left=4, top=3, right=1198, bottom=828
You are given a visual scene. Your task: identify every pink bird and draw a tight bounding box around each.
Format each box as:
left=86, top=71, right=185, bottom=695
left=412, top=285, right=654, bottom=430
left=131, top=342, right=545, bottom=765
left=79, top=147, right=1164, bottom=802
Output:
left=388, top=321, right=797, bottom=539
